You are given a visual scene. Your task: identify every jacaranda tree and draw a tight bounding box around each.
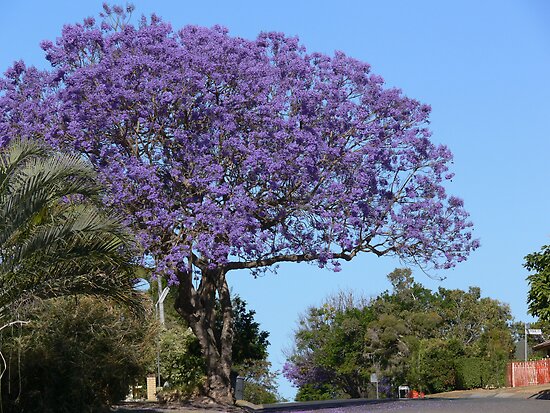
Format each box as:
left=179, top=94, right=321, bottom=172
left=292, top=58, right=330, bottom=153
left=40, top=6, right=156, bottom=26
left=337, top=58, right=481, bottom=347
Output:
left=0, top=5, right=478, bottom=403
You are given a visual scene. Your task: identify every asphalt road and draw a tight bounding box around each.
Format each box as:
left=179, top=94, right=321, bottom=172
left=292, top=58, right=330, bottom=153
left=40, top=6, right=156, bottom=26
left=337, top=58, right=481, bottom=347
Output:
left=287, top=399, right=550, bottom=413
left=115, top=385, right=550, bottom=413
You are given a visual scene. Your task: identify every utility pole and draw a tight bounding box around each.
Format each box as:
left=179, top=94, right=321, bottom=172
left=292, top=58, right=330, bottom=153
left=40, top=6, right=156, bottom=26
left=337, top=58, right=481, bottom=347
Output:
left=157, top=277, right=168, bottom=326
left=524, top=323, right=527, bottom=361
left=155, top=279, right=170, bottom=387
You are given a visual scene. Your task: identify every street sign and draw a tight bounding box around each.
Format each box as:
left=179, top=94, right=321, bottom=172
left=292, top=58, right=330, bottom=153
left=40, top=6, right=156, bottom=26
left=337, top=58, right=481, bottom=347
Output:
left=371, top=373, right=379, bottom=399
left=528, top=329, right=543, bottom=335
left=157, top=286, right=170, bottom=305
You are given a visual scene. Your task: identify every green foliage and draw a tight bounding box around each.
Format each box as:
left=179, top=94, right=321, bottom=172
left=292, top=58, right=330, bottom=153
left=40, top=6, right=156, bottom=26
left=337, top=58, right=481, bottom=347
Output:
left=409, top=339, right=464, bottom=393
left=456, top=358, right=497, bottom=389
left=437, top=286, right=511, bottom=346
left=286, top=268, right=515, bottom=398
left=243, top=383, right=279, bottom=404
left=236, top=359, right=283, bottom=404
left=324, top=309, right=372, bottom=393
left=455, top=358, right=486, bottom=389
left=229, top=296, right=270, bottom=365
left=0, top=139, right=153, bottom=412
left=455, top=356, right=507, bottom=389
left=526, top=245, right=550, bottom=320
left=226, top=296, right=283, bottom=403
left=0, top=297, right=155, bottom=413
left=478, top=327, right=514, bottom=369
left=158, top=324, right=206, bottom=396
left=295, top=384, right=339, bottom=401
left=365, top=312, right=411, bottom=384
left=289, top=291, right=374, bottom=398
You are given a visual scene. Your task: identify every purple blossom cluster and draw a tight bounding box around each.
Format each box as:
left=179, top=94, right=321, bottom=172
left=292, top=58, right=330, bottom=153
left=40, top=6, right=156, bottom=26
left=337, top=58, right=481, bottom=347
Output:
left=282, top=361, right=335, bottom=388
left=0, top=6, right=479, bottom=283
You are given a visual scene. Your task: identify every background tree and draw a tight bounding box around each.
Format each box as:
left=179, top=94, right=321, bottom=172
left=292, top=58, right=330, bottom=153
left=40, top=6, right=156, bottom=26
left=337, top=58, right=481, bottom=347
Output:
left=526, top=245, right=550, bottom=320
left=228, top=296, right=270, bottom=368
left=0, top=5, right=478, bottom=402
left=225, top=296, right=282, bottom=404
left=284, top=269, right=514, bottom=399
left=363, top=268, right=442, bottom=387
left=284, top=293, right=373, bottom=400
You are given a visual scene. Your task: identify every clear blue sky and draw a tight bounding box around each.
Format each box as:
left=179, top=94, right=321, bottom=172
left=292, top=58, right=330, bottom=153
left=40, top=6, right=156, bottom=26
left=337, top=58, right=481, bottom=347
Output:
left=2, top=0, right=549, bottom=400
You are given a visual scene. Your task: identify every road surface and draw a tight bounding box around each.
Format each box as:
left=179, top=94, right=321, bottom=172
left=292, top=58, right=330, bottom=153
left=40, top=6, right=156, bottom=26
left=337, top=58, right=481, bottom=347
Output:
left=286, top=398, right=550, bottom=413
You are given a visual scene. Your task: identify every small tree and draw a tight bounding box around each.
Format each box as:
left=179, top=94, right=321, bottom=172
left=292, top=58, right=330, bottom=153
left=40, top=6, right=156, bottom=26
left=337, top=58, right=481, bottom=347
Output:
left=0, top=5, right=478, bottom=402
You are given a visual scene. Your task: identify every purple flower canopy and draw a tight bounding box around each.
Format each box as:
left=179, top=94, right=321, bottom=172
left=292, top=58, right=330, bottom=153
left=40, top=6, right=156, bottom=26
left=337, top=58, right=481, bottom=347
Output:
left=0, top=9, right=478, bottom=284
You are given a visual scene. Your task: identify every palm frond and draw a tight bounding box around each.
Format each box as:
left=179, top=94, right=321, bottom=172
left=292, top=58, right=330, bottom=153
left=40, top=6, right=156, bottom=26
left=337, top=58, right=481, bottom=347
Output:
left=0, top=138, right=143, bottom=321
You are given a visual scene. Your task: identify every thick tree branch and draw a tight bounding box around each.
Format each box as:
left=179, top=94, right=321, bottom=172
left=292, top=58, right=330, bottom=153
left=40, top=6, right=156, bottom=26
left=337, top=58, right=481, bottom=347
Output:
left=225, top=244, right=392, bottom=271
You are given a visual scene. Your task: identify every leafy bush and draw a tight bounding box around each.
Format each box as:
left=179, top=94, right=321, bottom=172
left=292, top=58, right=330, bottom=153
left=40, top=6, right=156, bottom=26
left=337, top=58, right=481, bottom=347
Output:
left=295, top=383, right=340, bottom=401
left=408, top=339, right=463, bottom=393
left=0, top=297, right=155, bottom=413
left=455, top=357, right=506, bottom=389
left=455, top=358, right=486, bottom=389
left=158, top=324, right=206, bottom=396
left=243, top=382, right=279, bottom=404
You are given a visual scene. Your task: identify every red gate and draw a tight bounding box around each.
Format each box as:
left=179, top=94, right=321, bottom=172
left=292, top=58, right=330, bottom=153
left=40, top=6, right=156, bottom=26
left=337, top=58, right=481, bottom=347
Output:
left=508, top=359, right=550, bottom=387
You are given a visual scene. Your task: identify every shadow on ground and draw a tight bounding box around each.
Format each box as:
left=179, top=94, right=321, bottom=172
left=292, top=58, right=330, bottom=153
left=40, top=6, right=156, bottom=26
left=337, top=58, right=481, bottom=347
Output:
left=530, top=390, right=550, bottom=400
left=112, top=401, right=243, bottom=413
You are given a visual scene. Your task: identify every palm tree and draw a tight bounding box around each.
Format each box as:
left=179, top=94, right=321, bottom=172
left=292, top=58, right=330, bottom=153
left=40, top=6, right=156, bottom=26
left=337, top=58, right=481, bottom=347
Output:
left=0, top=138, right=142, bottom=320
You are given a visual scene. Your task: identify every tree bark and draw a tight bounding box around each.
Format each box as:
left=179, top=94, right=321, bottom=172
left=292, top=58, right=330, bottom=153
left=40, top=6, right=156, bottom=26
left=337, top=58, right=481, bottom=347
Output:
left=174, top=267, right=234, bottom=405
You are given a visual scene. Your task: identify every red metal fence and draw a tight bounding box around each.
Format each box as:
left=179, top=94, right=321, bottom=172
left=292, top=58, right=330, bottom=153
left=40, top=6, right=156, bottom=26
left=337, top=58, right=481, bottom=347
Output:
left=507, top=359, right=550, bottom=387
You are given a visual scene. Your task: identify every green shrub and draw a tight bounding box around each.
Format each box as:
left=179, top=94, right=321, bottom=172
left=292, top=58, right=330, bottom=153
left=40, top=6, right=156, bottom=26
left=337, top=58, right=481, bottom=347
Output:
left=408, top=339, right=463, bottom=394
left=295, top=383, right=341, bottom=401
left=158, top=324, right=206, bottom=396
left=243, top=382, right=279, bottom=404
left=455, top=358, right=486, bottom=389
left=0, top=297, right=155, bottom=413
left=455, top=357, right=506, bottom=389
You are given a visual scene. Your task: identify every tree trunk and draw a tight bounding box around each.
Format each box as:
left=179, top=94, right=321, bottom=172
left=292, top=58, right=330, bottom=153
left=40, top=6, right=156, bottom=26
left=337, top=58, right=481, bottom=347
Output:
left=174, top=267, right=234, bottom=405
